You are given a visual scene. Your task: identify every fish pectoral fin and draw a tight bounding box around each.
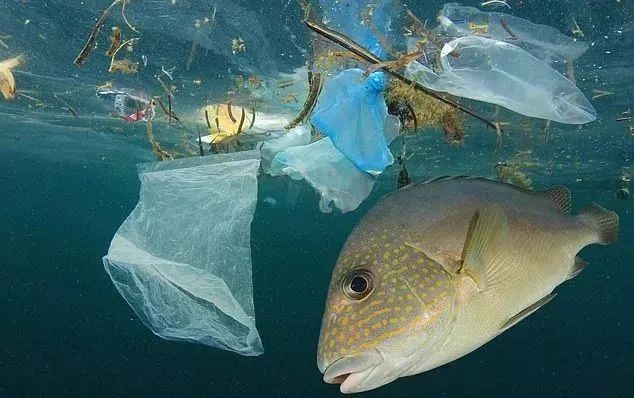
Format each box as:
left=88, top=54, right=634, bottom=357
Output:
left=404, top=241, right=461, bottom=275
left=567, top=256, right=587, bottom=280
left=459, top=204, right=509, bottom=291
left=500, top=293, right=557, bottom=332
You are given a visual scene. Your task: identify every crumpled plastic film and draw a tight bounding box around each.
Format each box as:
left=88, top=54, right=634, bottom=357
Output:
left=437, top=3, right=589, bottom=63
left=259, top=125, right=311, bottom=174
left=269, top=137, right=375, bottom=213
left=311, top=69, right=401, bottom=174
left=103, top=150, right=263, bottom=356
left=406, top=36, right=596, bottom=124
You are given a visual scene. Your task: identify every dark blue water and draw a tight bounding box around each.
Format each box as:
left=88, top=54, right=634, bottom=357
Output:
left=1, top=0, right=633, bottom=397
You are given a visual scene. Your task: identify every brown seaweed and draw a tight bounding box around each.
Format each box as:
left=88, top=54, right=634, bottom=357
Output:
left=106, top=26, right=122, bottom=57
left=74, top=0, right=122, bottom=66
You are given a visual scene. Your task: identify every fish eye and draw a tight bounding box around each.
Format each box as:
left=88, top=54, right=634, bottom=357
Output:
left=342, top=269, right=374, bottom=300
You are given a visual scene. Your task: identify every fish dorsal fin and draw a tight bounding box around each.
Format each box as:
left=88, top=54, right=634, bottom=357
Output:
left=459, top=204, right=509, bottom=291
left=532, top=185, right=572, bottom=213
left=404, top=241, right=461, bottom=275
left=567, top=256, right=587, bottom=280
left=500, top=293, right=557, bottom=332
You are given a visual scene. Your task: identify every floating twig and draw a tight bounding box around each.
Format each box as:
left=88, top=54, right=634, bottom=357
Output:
left=54, top=95, right=79, bottom=119
left=74, top=0, right=122, bottom=66
left=591, top=89, right=614, bottom=99
left=236, top=108, right=246, bottom=135
left=499, top=19, right=518, bottom=40
left=197, top=127, right=205, bottom=156
left=0, top=35, right=12, bottom=49
left=205, top=109, right=212, bottom=129
left=285, top=71, right=323, bottom=129
left=481, top=0, right=511, bottom=9
left=227, top=101, right=236, bottom=122
left=108, top=37, right=140, bottom=73
left=155, top=96, right=180, bottom=122
left=121, top=1, right=139, bottom=33
left=146, top=101, right=173, bottom=161
left=168, top=94, right=172, bottom=124
left=248, top=108, right=256, bottom=130
left=303, top=20, right=498, bottom=131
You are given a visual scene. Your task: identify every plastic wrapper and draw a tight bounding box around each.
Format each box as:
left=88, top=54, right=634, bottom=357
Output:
left=311, top=69, right=401, bottom=174
left=438, top=3, right=589, bottom=63
left=405, top=36, right=596, bottom=124
left=259, top=125, right=311, bottom=174
left=103, top=151, right=263, bottom=356
left=269, top=137, right=375, bottom=213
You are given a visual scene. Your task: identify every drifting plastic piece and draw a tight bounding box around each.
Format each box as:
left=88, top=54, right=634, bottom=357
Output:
left=259, top=125, right=311, bottom=174
left=269, top=137, right=375, bottom=213
left=438, top=3, right=589, bottom=62
left=103, top=151, right=263, bottom=356
left=406, top=36, right=596, bottom=124
left=311, top=69, right=401, bottom=174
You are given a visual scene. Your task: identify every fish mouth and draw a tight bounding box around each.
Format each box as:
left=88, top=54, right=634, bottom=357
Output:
left=322, top=351, right=383, bottom=394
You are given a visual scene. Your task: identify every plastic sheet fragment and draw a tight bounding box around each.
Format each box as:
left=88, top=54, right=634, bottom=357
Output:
left=103, top=150, right=263, bottom=356
left=269, top=137, right=375, bottom=213
left=406, top=36, right=596, bottom=124
left=259, top=125, right=311, bottom=174
left=438, top=3, right=589, bottom=63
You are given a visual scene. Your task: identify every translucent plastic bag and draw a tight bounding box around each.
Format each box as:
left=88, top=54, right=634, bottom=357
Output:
left=103, top=150, right=263, bottom=356
left=438, top=3, right=589, bottom=63
left=406, top=36, right=596, bottom=124
left=259, top=125, right=311, bottom=174
left=311, top=69, right=401, bottom=174
left=269, top=137, right=375, bottom=213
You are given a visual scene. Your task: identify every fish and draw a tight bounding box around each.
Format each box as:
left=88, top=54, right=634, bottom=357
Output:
left=317, top=176, right=618, bottom=393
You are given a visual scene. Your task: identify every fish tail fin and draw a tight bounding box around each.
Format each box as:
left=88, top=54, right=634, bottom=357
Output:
left=578, top=203, right=619, bottom=245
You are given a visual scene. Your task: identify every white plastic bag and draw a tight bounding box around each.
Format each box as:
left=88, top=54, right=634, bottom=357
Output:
left=406, top=36, right=596, bottom=124
left=269, top=137, right=375, bottom=213
left=103, top=150, right=263, bottom=356
left=259, top=125, right=311, bottom=174
left=438, top=3, right=589, bottom=63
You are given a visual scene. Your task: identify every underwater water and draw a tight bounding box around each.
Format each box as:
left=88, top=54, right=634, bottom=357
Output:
left=1, top=0, right=633, bottom=397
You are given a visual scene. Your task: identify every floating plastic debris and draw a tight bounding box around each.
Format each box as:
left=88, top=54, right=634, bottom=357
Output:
left=269, top=137, right=375, bottom=213
left=406, top=36, right=596, bottom=124
left=103, top=151, right=263, bottom=356
left=438, top=3, right=589, bottom=63
left=311, top=69, right=401, bottom=174
left=259, top=125, right=311, bottom=174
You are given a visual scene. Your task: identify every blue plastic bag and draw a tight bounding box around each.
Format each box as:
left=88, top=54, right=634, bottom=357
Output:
left=311, top=69, right=401, bottom=174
